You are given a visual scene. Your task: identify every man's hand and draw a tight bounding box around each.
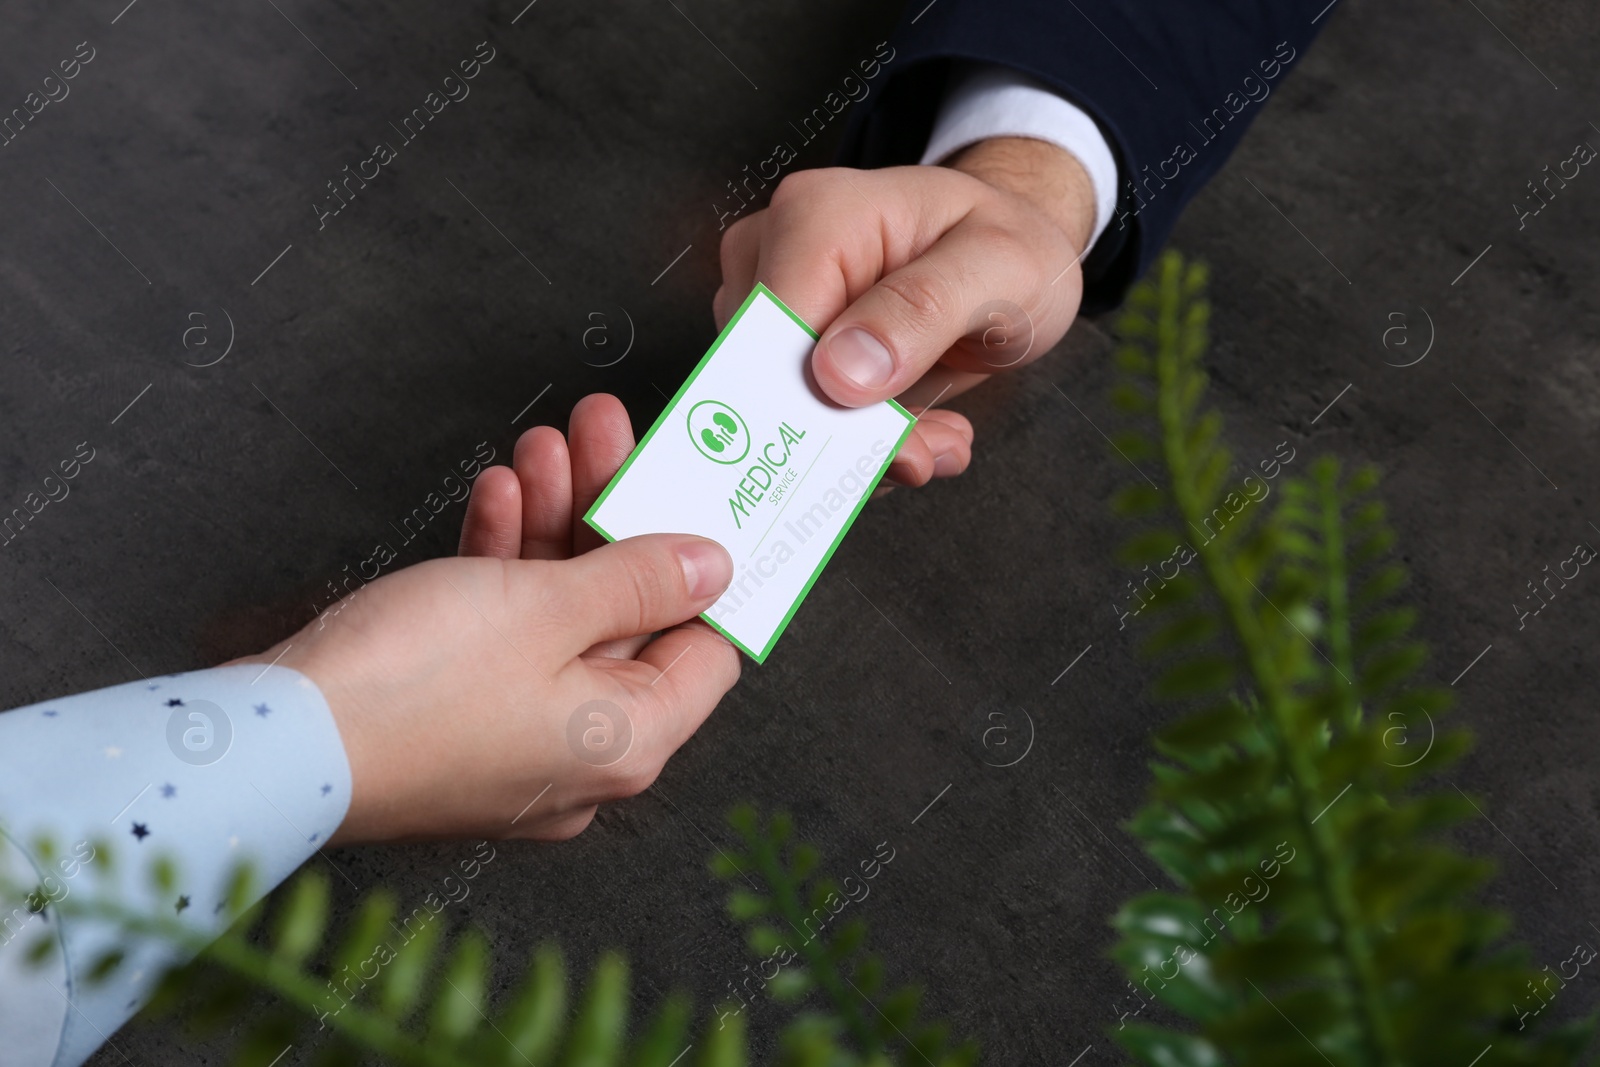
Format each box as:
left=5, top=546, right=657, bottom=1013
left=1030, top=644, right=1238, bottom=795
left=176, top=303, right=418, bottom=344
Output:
left=715, top=136, right=1099, bottom=487
left=236, top=396, right=739, bottom=846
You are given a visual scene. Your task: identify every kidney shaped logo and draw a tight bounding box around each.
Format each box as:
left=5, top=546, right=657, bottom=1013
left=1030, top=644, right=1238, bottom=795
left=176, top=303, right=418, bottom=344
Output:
left=687, top=400, right=750, bottom=464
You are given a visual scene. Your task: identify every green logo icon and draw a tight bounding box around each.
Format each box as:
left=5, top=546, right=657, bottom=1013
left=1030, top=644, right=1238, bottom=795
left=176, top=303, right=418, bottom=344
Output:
left=687, top=400, right=750, bottom=464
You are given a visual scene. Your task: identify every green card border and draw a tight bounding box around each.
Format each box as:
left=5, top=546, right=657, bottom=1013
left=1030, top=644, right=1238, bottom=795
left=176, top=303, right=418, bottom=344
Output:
left=584, top=283, right=915, bottom=664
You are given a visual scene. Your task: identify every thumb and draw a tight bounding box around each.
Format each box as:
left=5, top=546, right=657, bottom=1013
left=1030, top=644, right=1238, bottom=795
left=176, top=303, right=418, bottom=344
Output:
left=810, top=224, right=1046, bottom=407
left=545, top=534, right=732, bottom=656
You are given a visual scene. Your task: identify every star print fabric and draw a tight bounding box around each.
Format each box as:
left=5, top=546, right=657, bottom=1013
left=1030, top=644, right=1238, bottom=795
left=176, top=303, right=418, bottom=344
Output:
left=0, top=664, right=352, bottom=1067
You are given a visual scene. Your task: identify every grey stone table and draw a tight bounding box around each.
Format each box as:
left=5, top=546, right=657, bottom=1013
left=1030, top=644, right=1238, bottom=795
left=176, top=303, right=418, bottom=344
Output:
left=1, top=0, right=1596, bottom=1061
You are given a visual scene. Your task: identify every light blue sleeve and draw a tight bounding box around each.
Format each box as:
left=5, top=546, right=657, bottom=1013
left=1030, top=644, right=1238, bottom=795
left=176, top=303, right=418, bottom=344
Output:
left=0, top=664, right=353, bottom=1067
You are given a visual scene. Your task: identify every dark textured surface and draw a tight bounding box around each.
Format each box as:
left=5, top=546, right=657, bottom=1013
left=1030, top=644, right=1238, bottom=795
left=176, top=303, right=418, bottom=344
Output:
left=1, top=0, right=1597, bottom=1061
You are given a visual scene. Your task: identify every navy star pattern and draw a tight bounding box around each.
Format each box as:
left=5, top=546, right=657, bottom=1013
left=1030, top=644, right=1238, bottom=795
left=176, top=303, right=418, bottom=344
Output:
left=2, top=664, right=353, bottom=1065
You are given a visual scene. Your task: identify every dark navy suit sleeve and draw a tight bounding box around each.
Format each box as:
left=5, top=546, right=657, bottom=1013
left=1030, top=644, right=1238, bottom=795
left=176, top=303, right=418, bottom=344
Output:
left=837, top=1, right=1329, bottom=313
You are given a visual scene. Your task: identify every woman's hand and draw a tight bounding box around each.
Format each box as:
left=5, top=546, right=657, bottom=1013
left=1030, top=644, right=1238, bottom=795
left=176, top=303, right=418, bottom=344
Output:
left=458, top=393, right=666, bottom=660
left=237, top=396, right=740, bottom=846
left=456, top=393, right=635, bottom=564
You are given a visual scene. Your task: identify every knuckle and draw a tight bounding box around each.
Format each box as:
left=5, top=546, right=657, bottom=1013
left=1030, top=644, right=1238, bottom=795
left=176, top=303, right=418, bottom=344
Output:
left=769, top=168, right=862, bottom=217
left=720, top=214, right=756, bottom=260
left=770, top=168, right=823, bottom=207
left=619, top=551, right=672, bottom=633
left=960, top=221, right=1020, bottom=258
left=878, top=270, right=955, bottom=333
left=598, top=758, right=658, bottom=801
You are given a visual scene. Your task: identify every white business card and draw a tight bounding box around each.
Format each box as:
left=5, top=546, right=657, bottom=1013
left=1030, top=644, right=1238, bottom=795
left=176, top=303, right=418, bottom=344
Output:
left=585, top=285, right=915, bottom=663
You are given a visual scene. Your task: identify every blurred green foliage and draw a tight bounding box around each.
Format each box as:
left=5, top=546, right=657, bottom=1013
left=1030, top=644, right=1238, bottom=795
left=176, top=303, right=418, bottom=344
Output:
left=9, top=804, right=971, bottom=1067
left=1104, top=251, right=1593, bottom=1065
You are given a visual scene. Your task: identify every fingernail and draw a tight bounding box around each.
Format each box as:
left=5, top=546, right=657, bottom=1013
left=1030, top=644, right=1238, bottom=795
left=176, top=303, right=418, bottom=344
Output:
left=932, top=449, right=962, bottom=478
left=824, top=328, right=895, bottom=390
left=678, top=540, right=733, bottom=600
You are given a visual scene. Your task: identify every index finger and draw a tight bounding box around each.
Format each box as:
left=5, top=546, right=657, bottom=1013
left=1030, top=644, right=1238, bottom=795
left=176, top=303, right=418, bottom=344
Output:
left=751, top=168, right=978, bottom=324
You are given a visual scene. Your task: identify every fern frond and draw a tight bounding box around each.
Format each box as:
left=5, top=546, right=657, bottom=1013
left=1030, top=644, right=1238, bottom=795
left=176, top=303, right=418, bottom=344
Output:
left=1106, top=250, right=1595, bottom=1065
left=4, top=847, right=735, bottom=1067
left=6, top=806, right=975, bottom=1067
left=715, top=805, right=978, bottom=1067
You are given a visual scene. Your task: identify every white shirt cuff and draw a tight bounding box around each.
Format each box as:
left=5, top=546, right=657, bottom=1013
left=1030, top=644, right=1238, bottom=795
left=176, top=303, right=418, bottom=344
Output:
left=920, top=64, right=1120, bottom=253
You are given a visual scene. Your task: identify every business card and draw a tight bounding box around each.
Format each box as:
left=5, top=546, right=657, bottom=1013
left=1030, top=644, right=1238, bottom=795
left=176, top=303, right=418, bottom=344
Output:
left=585, top=285, right=915, bottom=663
